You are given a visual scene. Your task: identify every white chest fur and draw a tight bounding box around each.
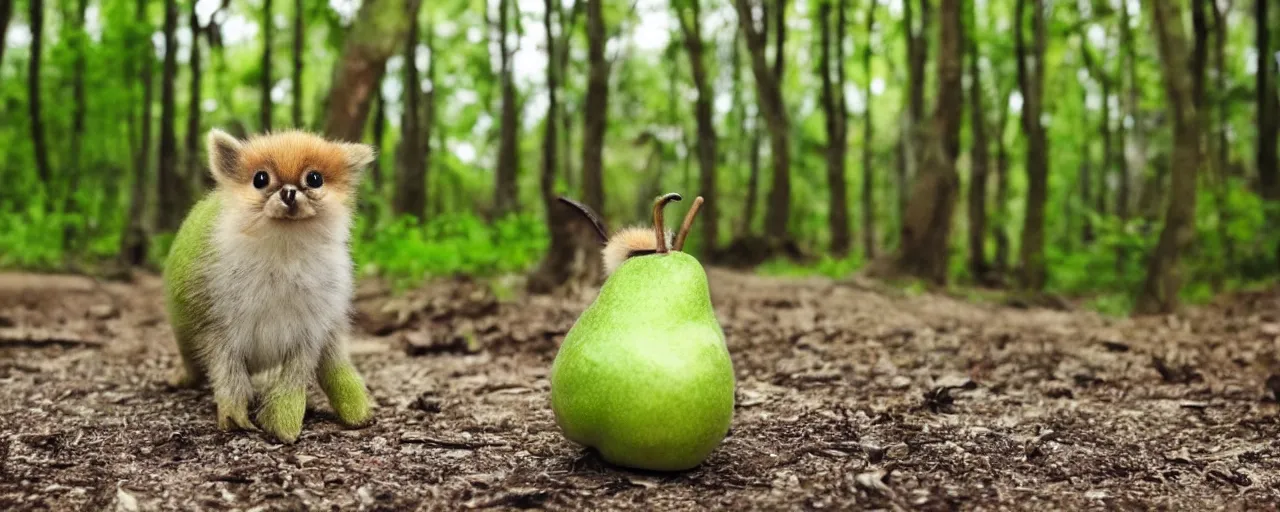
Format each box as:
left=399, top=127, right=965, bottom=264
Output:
left=207, top=209, right=354, bottom=374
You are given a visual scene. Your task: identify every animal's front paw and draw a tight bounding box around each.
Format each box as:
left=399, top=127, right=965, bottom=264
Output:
left=216, top=395, right=259, bottom=432
left=257, top=387, right=306, bottom=444
left=319, top=363, right=374, bottom=428
left=334, top=391, right=373, bottom=428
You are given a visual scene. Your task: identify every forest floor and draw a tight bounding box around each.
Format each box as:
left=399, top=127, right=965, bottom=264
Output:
left=1, top=268, right=1279, bottom=511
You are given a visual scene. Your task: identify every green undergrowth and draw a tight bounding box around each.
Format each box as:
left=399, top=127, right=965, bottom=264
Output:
left=353, top=213, right=548, bottom=291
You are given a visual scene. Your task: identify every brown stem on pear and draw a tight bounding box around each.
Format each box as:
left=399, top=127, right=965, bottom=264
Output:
left=674, top=196, right=704, bottom=252
left=652, top=193, right=683, bottom=253
left=557, top=196, right=610, bottom=243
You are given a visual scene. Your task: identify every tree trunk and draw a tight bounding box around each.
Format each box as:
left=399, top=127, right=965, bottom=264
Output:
left=743, top=119, right=762, bottom=235
left=993, top=87, right=1011, bottom=273
left=676, top=0, right=720, bottom=256
left=1015, top=0, right=1049, bottom=290
left=122, top=0, right=154, bottom=265
left=1077, top=88, right=1092, bottom=244
left=394, top=5, right=426, bottom=218
left=370, top=90, right=386, bottom=194
left=580, top=0, right=610, bottom=215
left=322, top=0, right=417, bottom=143
left=966, top=4, right=989, bottom=280
left=736, top=0, right=792, bottom=241
left=185, top=1, right=205, bottom=200
left=261, top=0, right=274, bottom=132
left=494, top=0, right=521, bottom=217
left=898, top=0, right=930, bottom=235
left=156, top=0, right=185, bottom=231
left=1118, top=0, right=1137, bottom=222
left=861, top=0, right=877, bottom=258
left=1098, top=41, right=1112, bottom=220
left=1258, top=0, right=1278, bottom=200
left=292, top=0, right=304, bottom=127
left=880, top=0, right=961, bottom=284
left=422, top=18, right=436, bottom=218
left=0, top=0, right=13, bottom=71
left=1134, top=0, right=1201, bottom=315
left=1211, top=0, right=1234, bottom=273
left=29, top=0, right=50, bottom=187
left=529, top=0, right=600, bottom=293
left=818, top=0, right=850, bottom=256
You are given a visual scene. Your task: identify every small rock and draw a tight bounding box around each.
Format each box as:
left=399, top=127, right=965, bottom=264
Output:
left=88, top=304, right=118, bottom=320
left=889, top=376, right=912, bottom=389
left=885, top=443, right=909, bottom=459
left=115, top=488, right=138, bottom=512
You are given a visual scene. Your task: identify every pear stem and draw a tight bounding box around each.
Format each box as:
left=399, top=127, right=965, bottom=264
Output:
left=652, top=193, right=683, bottom=253
left=674, top=196, right=704, bottom=252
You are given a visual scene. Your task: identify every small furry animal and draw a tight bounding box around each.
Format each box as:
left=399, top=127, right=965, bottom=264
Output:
left=163, top=128, right=376, bottom=443
left=558, top=193, right=704, bottom=275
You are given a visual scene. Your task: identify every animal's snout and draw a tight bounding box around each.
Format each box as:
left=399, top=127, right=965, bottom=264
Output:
left=279, top=186, right=298, bottom=207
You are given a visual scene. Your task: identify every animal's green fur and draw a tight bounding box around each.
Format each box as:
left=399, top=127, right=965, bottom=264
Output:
left=164, top=195, right=221, bottom=388
left=257, top=386, right=307, bottom=443
left=319, top=354, right=374, bottom=427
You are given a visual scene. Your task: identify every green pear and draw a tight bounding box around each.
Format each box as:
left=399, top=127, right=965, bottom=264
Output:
left=550, top=193, right=735, bottom=472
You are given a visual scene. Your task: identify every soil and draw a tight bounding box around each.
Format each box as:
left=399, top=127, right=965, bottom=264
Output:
left=2, top=269, right=1279, bottom=511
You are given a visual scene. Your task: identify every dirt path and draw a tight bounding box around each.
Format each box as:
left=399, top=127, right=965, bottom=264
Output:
left=2, top=269, right=1279, bottom=510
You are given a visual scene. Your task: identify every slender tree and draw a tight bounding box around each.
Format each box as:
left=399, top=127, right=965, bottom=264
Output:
left=395, top=5, right=426, bottom=218
left=494, top=0, right=521, bottom=216
left=185, top=0, right=205, bottom=196
left=1258, top=0, right=1278, bottom=200
left=736, top=0, right=792, bottom=241
left=1015, top=0, right=1049, bottom=290
left=675, top=0, right=720, bottom=255
left=0, top=0, right=13, bottom=71
left=861, top=0, right=877, bottom=258
left=966, top=2, right=990, bottom=280
left=29, top=0, right=50, bottom=186
left=157, top=0, right=185, bottom=231
left=878, top=0, right=962, bottom=284
left=530, top=0, right=601, bottom=292
left=292, top=0, right=304, bottom=127
left=322, top=0, right=417, bottom=142
left=1135, top=0, right=1202, bottom=314
left=122, top=0, right=155, bottom=264
left=1210, top=0, right=1236, bottom=272
left=422, top=17, right=437, bottom=216
left=1117, top=0, right=1137, bottom=222
left=818, top=0, right=850, bottom=256
left=993, top=85, right=1012, bottom=273
left=370, top=90, right=387, bottom=194
left=261, top=0, right=274, bottom=132
left=580, top=0, right=611, bottom=214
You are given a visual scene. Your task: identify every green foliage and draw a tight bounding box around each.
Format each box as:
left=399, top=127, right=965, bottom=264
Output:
left=353, top=213, right=548, bottom=289
left=756, top=254, right=864, bottom=279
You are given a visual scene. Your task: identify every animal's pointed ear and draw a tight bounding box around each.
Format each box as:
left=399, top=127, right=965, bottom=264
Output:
left=207, top=128, right=244, bottom=182
left=339, top=142, right=377, bottom=176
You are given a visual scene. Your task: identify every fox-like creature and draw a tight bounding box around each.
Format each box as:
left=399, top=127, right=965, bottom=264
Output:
left=163, top=128, right=376, bottom=443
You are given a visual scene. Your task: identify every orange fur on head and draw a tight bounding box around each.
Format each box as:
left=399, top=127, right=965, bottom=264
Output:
left=602, top=226, right=671, bottom=276
left=207, top=129, right=375, bottom=225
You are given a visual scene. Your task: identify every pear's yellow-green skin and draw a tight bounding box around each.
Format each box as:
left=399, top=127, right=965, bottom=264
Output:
left=550, top=251, right=735, bottom=471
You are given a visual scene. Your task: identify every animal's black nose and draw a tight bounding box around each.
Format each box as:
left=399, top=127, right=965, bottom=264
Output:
left=280, top=187, right=297, bottom=206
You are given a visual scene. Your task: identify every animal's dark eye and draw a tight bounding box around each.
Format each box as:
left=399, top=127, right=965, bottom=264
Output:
left=253, top=171, right=270, bottom=189
left=305, top=171, right=323, bottom=189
